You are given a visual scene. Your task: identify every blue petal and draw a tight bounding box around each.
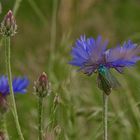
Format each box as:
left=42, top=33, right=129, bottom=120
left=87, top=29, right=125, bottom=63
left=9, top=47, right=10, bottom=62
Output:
left=12, top=77, right=29, bottom=93
left=105, top=40, right=140, bottom=69
left=0, top=75, right=29, bottom=96
left=69, top=35, right=108, bottom=75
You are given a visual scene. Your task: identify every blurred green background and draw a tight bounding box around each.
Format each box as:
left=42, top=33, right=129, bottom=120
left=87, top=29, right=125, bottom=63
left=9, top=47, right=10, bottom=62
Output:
left=1, top=0, right=140, bottom=139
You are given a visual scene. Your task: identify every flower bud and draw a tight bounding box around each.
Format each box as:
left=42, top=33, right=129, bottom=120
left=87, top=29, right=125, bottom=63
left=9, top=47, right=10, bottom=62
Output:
left=34, top=72, right=51, bottom=97
left=1, top=10, right=17, bottom=36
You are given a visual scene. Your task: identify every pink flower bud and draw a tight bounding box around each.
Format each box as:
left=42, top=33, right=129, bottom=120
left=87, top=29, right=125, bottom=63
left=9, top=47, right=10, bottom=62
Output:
left=38, top=72, right=48, bottom=88
left=34, top=72, right=51, bottom=97
left=1, top=10, right=17, bottom=36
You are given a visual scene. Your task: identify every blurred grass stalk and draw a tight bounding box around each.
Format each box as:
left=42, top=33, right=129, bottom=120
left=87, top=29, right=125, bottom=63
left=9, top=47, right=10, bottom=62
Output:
left=13, top=0, right=23, bottom=16
left=27, top=0, right=47, bottom=24
left=48, top=0, right=58, bottom=73
left=0, top=115, right=9, bottom=140
left=50, top=0, right=58, bottom=52
left=0, top=38, right=3, bottom=49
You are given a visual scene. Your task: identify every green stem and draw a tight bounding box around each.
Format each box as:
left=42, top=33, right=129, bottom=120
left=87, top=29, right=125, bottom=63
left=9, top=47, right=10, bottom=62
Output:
left=4, top=37, right=25, bottom=140
left=38, top=97, right=43, bottom=140
left=103, top=93, right=108, bottom=140
left=49, top=95, right=57, bottom=130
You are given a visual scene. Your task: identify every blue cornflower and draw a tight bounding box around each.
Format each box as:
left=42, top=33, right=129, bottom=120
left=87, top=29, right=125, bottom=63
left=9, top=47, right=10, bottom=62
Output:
left=0, top=75, right=29, bottom=96
left=69, top=35, right=140, bottom=94
left=0, top=75, right=29, bottom=114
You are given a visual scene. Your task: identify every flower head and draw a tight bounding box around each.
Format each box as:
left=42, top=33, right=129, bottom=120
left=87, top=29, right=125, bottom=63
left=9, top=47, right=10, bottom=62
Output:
left=0, top=10, right=17, bottom=36
left=69, top=35, right=140, bottom=94
left=0, top=75, right=29, bottom=97
left=70, top=35, right=140, bottom=74
left=0, top=75, right=29, bottom=114
left=69, top=35, right=108, bottom=75
left=34, top=72, right=51, bottom=97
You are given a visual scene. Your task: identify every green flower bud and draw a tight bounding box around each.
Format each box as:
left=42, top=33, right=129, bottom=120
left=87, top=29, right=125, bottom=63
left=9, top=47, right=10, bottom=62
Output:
left=34, top=72, right=51, bottom=97
left=1, top=10, right=17, bottom=37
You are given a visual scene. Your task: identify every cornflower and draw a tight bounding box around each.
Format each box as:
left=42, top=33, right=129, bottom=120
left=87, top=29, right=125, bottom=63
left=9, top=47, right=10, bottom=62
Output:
left=69, top=35, right=140, bottom=140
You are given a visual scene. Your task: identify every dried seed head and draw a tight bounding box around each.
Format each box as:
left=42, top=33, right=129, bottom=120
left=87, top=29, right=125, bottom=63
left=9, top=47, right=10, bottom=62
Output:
left=34, top=72, right=51, bottom=97
left=1, top=10, right=17, bottom=36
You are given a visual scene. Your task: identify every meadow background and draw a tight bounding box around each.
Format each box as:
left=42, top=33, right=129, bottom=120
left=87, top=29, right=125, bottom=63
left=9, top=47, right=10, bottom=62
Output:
left=1, top=0, right=140, bottom=139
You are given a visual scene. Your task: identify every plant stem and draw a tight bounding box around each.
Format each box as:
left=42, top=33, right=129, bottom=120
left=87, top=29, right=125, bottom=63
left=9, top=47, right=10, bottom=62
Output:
left=103, top=93, right=108, bottom=140
left=38, top=97, right=43, bottom=140
left=4, top=36, right=25, bottom=140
